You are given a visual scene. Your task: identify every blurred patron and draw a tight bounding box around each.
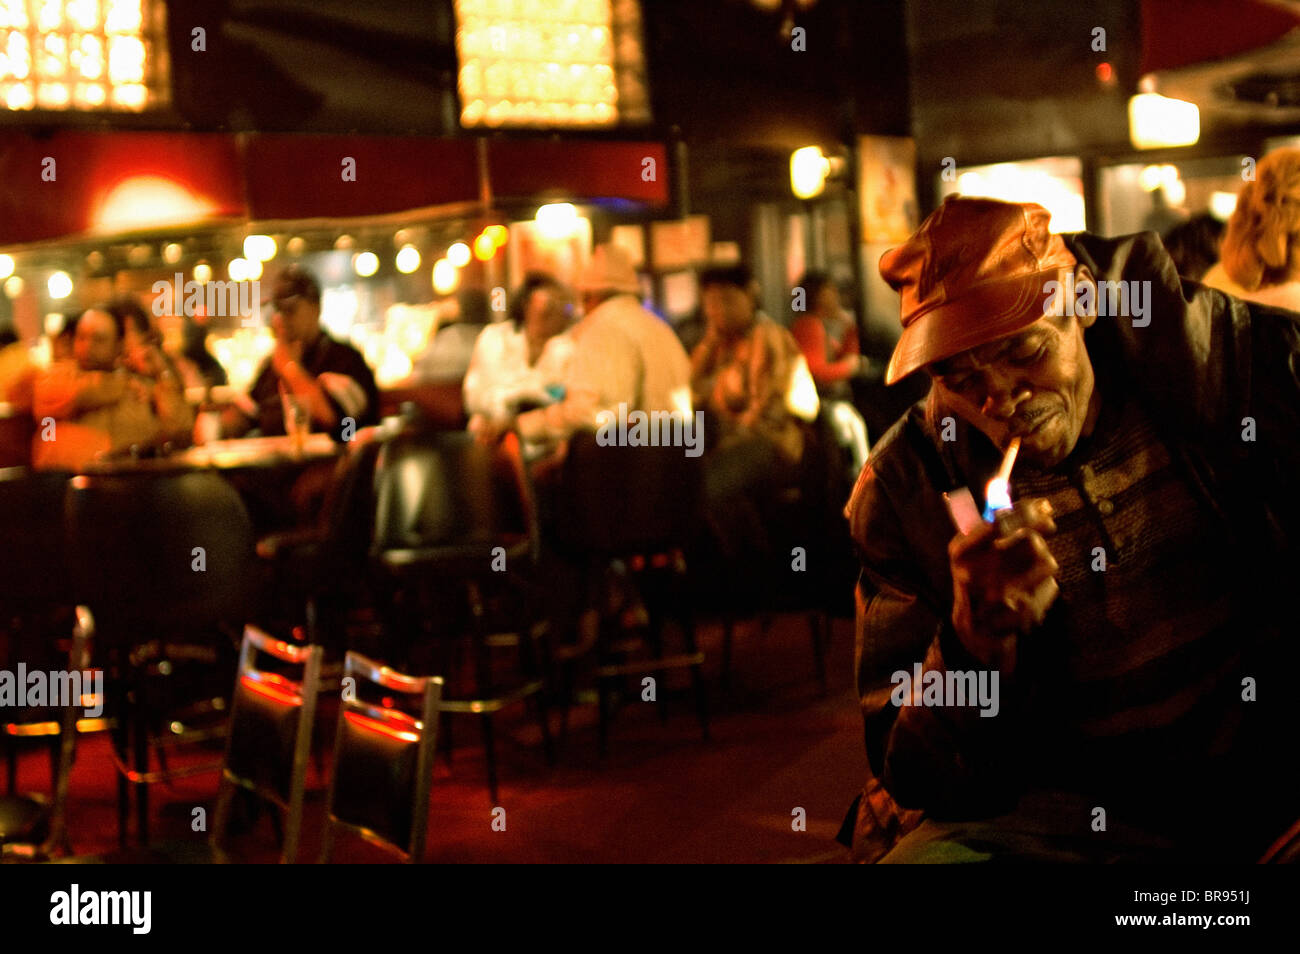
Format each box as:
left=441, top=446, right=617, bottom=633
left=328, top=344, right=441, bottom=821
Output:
left=1203, top=148, right=1300, bottom=311
left=1160, top=213, right=1224, bottom=282
left=222, top=266, right=379, bottom=440
left=463, top=272, right=575, bottom=428
left=0, top=322, right=34, bottom=406
left=691, top=264, right=817, bottom=559
left=789, top=271, right=870, bottom=401
left=31, top=306, right=193, bottom=470
left=480, top=243, right=691, bottom=451
left=413, top=288, right=492, bottom=382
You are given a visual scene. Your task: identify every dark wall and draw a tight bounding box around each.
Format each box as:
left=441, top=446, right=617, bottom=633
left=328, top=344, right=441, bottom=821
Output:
left=905, top=0, right=1141, bottom=170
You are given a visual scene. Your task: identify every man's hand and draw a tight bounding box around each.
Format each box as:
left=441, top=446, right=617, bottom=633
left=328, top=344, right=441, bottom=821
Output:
left=470, top=414, right=512, bottom=446
left=271, top=339, right=304, bottom=379
left=949, top=497, right=1058, bottom=677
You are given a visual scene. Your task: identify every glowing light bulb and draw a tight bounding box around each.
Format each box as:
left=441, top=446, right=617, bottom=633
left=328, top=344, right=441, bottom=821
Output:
left=447, top=242, right=471, bottom=267
left=396, top=245, right=422, bottom=274
left=353, top=251, right=380, bottom=277
left=47, top=271, right=72, bottom=299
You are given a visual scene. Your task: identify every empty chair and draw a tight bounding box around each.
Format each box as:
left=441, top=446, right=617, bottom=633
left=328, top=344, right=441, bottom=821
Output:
left=0, top=467, right=78, bottom=797
left=211, top=626, right=322, bottom=864
left=370, top=427, right=552, bottom=801
left=63, top=470, right=255, bottom=846
left=553, top=430, right=709, bottom=756
left=319, top=651, right=442, bottom=863
left=255, top=431, right=384, bottom=659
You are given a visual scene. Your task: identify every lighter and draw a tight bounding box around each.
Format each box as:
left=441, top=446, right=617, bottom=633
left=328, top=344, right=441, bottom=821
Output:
left=943, top=437, right=1021, bottom=533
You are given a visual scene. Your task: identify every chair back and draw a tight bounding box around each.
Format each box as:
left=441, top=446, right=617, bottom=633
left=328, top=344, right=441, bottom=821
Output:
left=320, top=651, right=442, bottom=862
left=212, top=626, right=322, bottom=863
left=371, top=428, right=535, bottom=560
left=556, top=428, right=701, bottom=556
left=63, top=471, right=254, bottom=640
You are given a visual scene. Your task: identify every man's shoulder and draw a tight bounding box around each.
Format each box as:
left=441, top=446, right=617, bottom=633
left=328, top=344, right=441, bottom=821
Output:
left=845, top=402, right=940, bottom=530
left=313, top=333, right=374, bottom=377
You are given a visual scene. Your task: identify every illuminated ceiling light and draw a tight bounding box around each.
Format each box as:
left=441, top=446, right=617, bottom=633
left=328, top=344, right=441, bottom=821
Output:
left=193, top=261, right=212, bottom=284
left=95, top=176, right=213, bottom=234
left=1129, top=93, right=1200, bottom=150
left=395, top=245, right=422, bottom=274
left=4, top=275, right=24, bottom=298
left=535, top=202, right=579, bottom=240
left=228, top=258, right=251, bottom=282
left=484, top=225, right=508, bottom=247
left=127, top=244, right=151, bottom=267
left=286, top=236, right=306, bottom=256
left=0, top=255, right=13, bottom=280
left=246, top=258, right=263, bottom=281
left=334, top=234, right=355, bottom=250
left=162, top=242, right=183, bottom=264
left=243, top=234, right=277, bottom=262
left=86, top=250, right=104, bottom=270
left=47, top=271, right=73, bottom=300
left=446, top=242, right=471, bottom=267
left=473, top=233, right=497, bottom=261
left=1210, top=191, right=1238, bottom=221
left=432, top=258, right=460, bottom=295
left=791, top=145, right=843, bottom=200
left=353, top=251, right=380, bottom=277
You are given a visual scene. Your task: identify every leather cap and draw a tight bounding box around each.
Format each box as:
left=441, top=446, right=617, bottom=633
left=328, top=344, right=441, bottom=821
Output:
left=880, top=196, right=1077, bottom=384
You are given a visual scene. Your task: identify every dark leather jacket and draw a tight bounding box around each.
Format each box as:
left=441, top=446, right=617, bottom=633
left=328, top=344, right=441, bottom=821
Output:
left=842, top=231, right=1300, bottom=862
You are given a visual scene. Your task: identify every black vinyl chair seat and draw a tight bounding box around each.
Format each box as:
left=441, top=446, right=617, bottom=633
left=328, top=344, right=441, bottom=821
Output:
left=369, top=428, right=552, bottom=801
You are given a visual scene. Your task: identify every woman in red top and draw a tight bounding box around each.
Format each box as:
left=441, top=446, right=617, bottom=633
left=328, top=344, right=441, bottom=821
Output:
left=789, top=272, right=866, bottom=401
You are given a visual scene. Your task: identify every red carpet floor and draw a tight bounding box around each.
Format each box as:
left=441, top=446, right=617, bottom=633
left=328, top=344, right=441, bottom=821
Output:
left=10, top=614, right=864, bottom=863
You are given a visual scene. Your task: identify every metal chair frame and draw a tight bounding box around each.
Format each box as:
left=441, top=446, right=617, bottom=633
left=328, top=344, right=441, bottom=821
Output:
left=210, top=625, right=322, bottom=864
left=319, top=651, right=442, bottom=864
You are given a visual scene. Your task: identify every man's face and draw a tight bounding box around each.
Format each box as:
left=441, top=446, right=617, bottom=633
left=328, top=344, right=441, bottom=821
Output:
left=523, top=287, right=569, bottom=348
left=271, top=289, right=321, bottom=345
left=927, top=274, right=1099, bottom=469
left=74, top=310, right=121, bottom=372
left=701, top=283, right=755, bottom=337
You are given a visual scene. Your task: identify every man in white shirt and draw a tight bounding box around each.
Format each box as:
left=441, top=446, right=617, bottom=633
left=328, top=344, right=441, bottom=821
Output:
left=463, top=273, right=575, bottom=425
left=501, top=243, right=692, bottom=450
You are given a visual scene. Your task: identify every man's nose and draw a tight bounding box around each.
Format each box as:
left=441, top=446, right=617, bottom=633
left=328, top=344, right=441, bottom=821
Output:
left=979, top=370, right=1029, bottom=420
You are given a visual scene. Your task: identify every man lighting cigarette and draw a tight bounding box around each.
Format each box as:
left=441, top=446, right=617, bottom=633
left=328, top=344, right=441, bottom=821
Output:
left=841, top=196, right=1300, bottom=863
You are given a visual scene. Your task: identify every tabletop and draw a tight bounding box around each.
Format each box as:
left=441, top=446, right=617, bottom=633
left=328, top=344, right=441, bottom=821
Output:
left=77, top=432, right=341, bottom=475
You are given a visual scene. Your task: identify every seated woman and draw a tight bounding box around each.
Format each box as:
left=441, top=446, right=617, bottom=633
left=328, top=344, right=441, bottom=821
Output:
left=789, top=271, right=867, bottom=400
left=690, top=264, right=816, bottom=563
left=789, top=272, right=871, bottom=476
left=464, top=273, right=575, bottom=447
left=1202, top=147, right=1300, bottom=310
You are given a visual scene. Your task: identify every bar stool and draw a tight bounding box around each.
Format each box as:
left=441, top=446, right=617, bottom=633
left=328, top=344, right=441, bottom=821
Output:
left=370, top=427, right=553, bottom=802
left=553, top=430, right=709, bottom=756
left=63, top=470, right=255, bottom=847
